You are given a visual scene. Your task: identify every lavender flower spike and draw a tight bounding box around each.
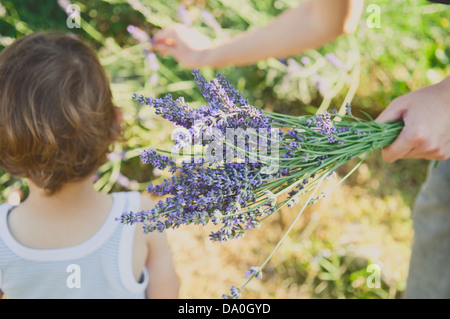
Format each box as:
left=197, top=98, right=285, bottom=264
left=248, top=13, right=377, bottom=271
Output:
left=139, top=149, right=175, bottom=170
left=245, top=266, right=263, bottom=280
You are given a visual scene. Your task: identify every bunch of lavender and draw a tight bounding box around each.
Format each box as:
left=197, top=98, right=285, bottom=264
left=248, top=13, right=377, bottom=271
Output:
left=118, top=69, right=401, bottom=239
left=117, top=70, right=403, bottom=297
left=119, top=70, right=275, bottom=242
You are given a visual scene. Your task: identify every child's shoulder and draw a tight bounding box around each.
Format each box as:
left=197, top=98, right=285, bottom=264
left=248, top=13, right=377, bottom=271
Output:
left=137, top=193, right=155, bottom=212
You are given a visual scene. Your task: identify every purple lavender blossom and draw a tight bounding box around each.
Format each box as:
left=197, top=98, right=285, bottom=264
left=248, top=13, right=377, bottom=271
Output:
left=345, top=102, right=352, bottom=115
left=304, top=111, right=341, bottom=145
left=315, top=112, right=336, bottom=136
left=245, top=266, right=263, bottom=280
left=277, top=57, right=288, bottom=65
left=132, top=93, right=199, bottom=129
left=230, top=286, right=241, bottom=298
left=221, top=286, right=241, bottom=299
left=190, top=69, right=271, bottom=132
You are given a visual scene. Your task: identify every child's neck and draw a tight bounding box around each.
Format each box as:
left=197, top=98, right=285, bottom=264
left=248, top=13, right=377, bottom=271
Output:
left=8, top=176, right=114, bottom=250
left=22, top=176, right=109, bottom=216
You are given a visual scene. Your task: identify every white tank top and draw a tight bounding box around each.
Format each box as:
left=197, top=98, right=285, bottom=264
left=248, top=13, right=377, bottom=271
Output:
left=0, top=191, right=148, bottom=299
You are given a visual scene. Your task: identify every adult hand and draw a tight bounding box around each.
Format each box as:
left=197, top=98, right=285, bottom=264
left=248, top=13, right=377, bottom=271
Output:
left=152, top=1, right=363, bottom=69
left=152, top=24, right=212, bottom=69
left=375, top=76, right=450, bottom=162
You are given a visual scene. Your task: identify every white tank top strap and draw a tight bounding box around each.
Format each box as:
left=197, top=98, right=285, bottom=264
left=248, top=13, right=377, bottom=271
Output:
left=0, top=203, right=14, bottom=237
left=118, top=191, right=149, bottom=294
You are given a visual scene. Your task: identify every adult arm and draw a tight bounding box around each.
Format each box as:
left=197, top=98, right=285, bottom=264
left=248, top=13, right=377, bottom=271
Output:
left=152, top=0, right=364, bottom=68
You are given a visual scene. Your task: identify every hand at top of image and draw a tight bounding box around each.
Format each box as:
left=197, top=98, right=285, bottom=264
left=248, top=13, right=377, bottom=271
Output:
left=152, top=24, right=213, bottom=69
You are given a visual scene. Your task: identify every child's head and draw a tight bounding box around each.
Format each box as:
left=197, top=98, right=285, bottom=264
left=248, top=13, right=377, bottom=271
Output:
left=0, top=31, right=121, bottom=195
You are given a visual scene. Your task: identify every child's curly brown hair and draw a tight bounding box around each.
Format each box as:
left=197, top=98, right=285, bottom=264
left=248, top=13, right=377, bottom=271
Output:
left=0, top=31, right=121, bottom=195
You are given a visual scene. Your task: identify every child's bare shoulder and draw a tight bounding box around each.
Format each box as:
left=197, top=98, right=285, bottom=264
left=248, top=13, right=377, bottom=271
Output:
left=138, top=193, right=155, bottom=211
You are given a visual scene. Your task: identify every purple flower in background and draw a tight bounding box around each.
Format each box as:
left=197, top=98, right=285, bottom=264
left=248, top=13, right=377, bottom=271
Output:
left=127, top=24, right=150, bottom=43
left=277, top=57, right=288, bottom=65
left=177, top=4, right=192, bottom=27
left=117, top=173, right=131, bottom=188
left=280, top=58, right=303, bottom=92
left=57, top=0, right=71, bottom=10
left=107, top=151, right=126, bottom=162
left=57, top=0, right=80, bottom=24
left=301, top=56, right=311, bottom=66
left=313, top=73, right=326, bottom=96
left=325, top=53, right=347, bottom=70
left=144, top=49, right=159, bottom=85
left=57, top=0, right=74, bottom=15
left=286, top=58, right=302, bottom=74
left=127, top=25, right=159, bottom=85
left=201, top=10, right=222, bottom=35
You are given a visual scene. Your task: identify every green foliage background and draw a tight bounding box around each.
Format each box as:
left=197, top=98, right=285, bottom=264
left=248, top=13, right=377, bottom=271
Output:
left=0, top=0, right=448, bottom=299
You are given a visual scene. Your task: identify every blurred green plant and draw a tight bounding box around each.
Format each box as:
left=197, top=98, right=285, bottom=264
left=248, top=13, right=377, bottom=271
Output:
left=0, top=0, right=448, bottom=298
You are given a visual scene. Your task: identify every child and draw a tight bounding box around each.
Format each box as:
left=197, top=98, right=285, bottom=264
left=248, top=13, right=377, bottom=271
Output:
left=0, top=31, right=180, bottom=299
